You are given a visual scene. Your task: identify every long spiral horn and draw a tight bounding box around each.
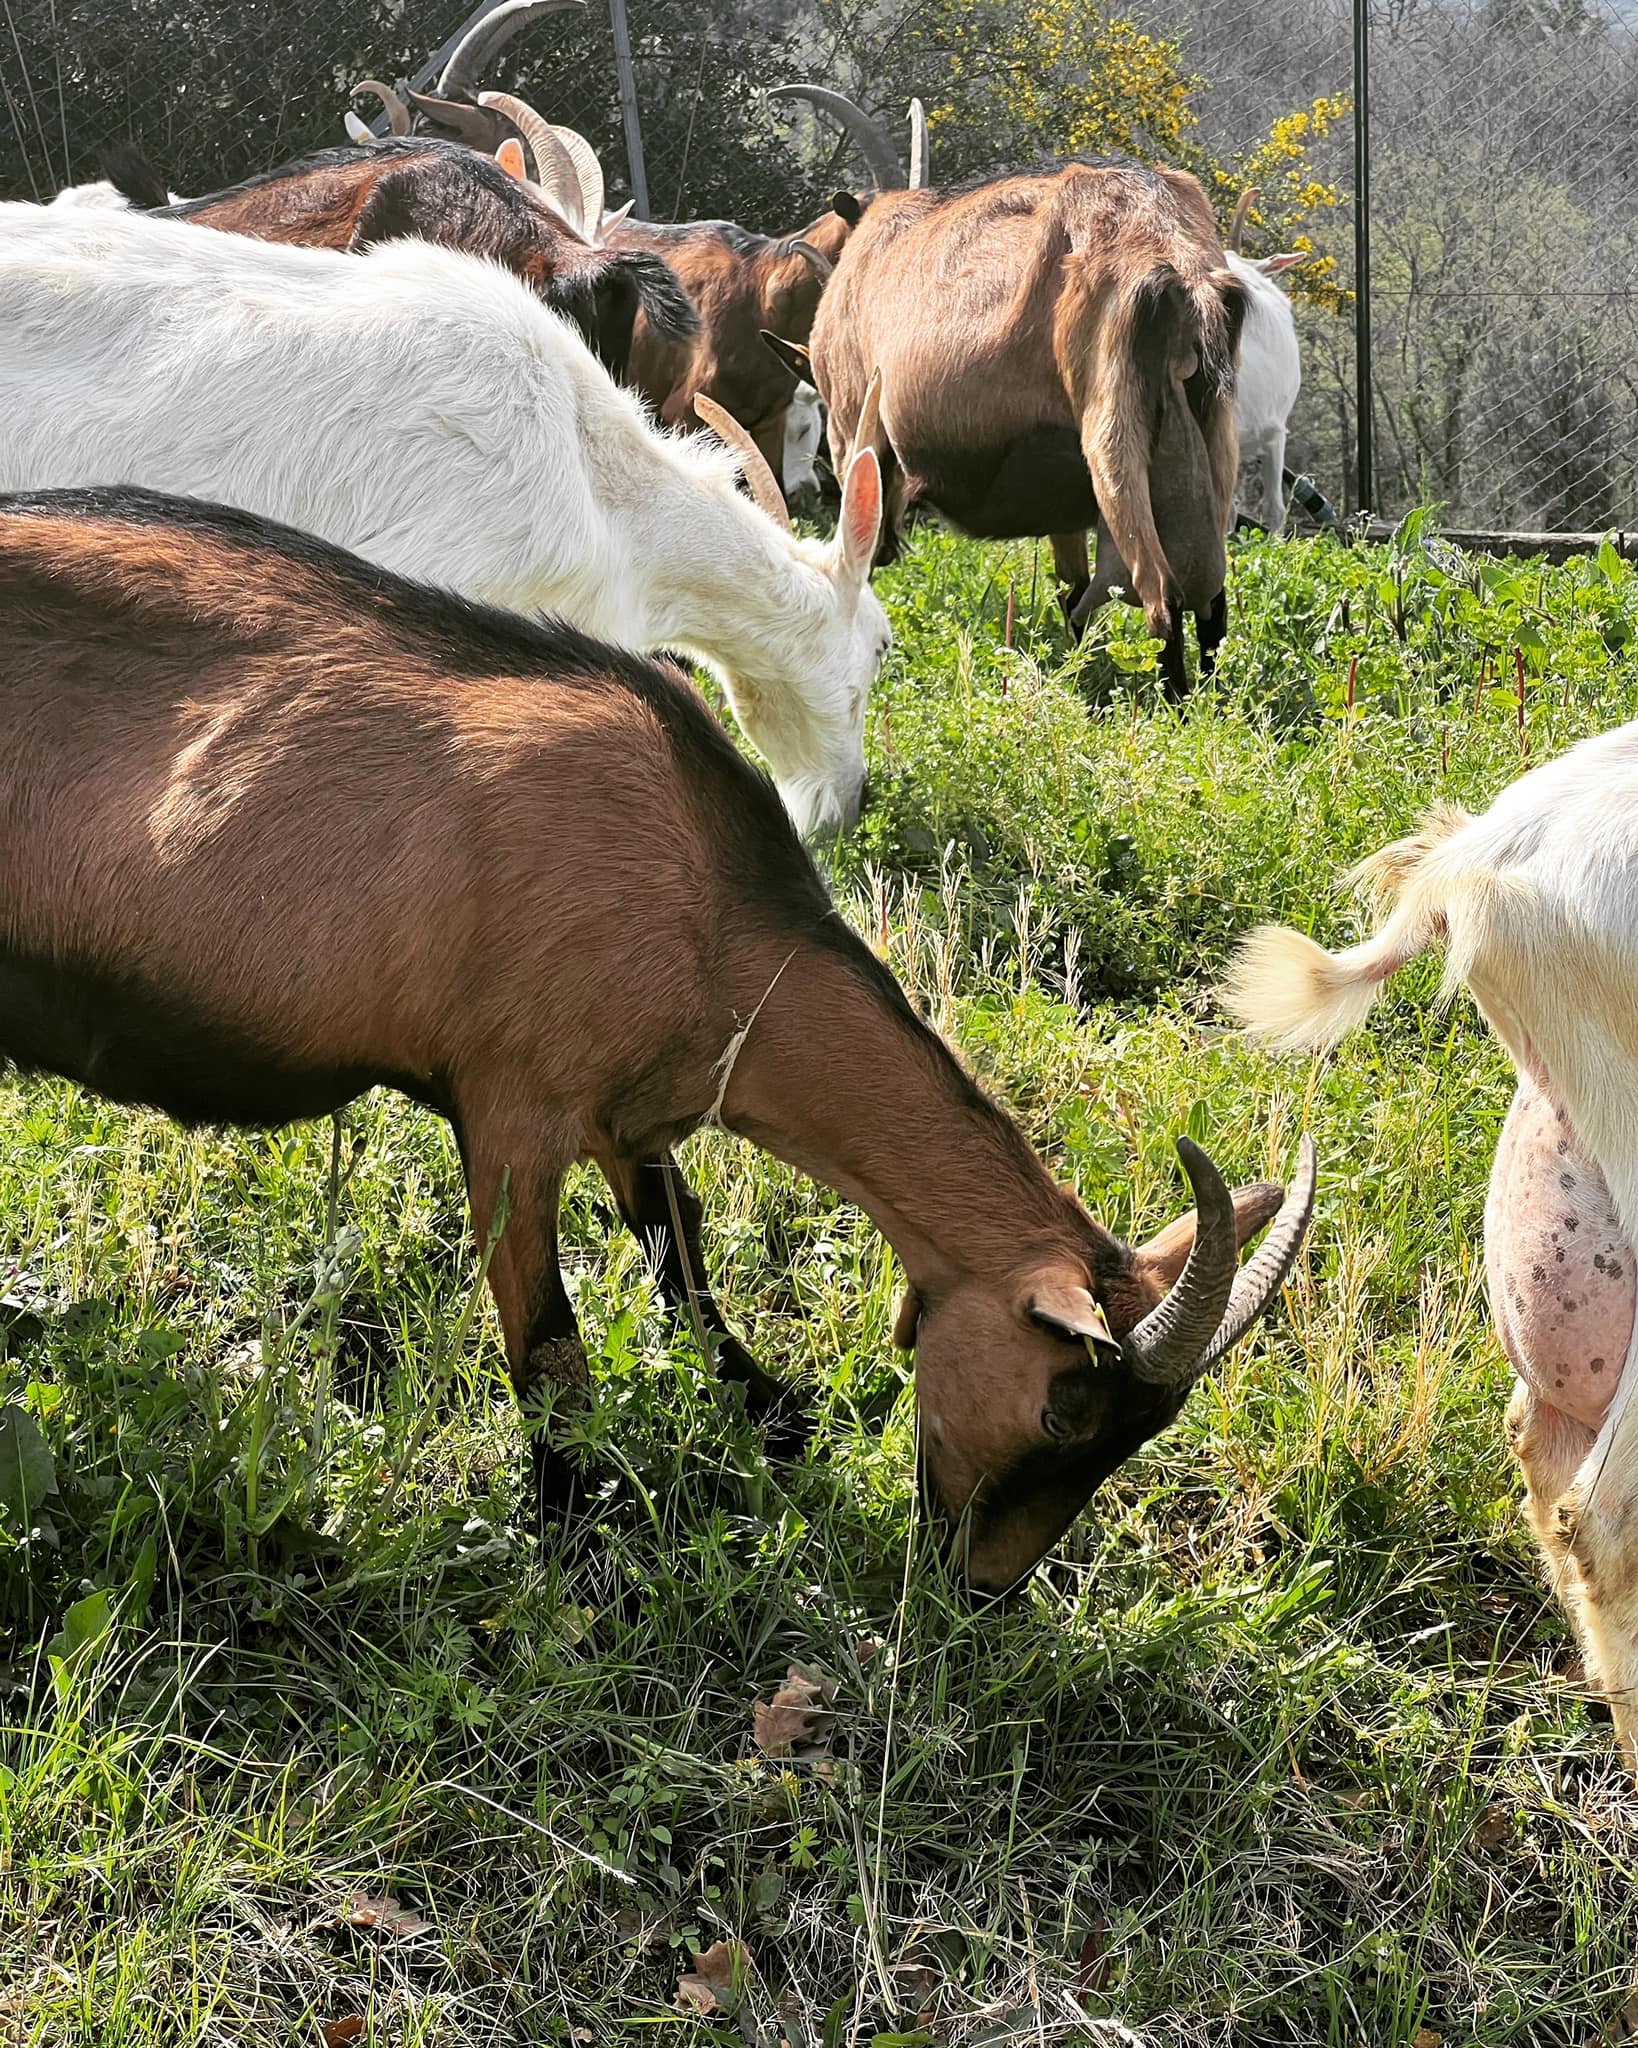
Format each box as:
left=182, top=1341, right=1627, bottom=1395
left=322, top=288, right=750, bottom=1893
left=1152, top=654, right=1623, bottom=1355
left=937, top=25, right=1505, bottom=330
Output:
left=438, top=0, right=583, bottom=100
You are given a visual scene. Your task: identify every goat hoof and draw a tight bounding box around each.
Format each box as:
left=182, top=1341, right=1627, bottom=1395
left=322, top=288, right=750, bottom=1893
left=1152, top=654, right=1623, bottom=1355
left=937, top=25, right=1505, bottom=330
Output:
left=716, top=1335, right=814, bottom=1459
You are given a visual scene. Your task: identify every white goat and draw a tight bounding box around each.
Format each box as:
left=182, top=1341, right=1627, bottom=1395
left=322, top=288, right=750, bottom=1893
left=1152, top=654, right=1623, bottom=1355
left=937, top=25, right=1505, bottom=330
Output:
left=1223, top=723, right=1638, bottom=1772
left=782, top=384, right=826, bottom=512
left=0, top=204, right=888, bottom=837
left=1227, top=251, right=1306, bottom=534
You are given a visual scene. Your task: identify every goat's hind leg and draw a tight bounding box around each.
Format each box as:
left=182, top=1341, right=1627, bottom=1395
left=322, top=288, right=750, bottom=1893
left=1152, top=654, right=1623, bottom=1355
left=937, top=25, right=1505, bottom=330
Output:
left=602, top=1151, right=813, bottom=1456
left=1539, top=1371, right=1638, bottom=1771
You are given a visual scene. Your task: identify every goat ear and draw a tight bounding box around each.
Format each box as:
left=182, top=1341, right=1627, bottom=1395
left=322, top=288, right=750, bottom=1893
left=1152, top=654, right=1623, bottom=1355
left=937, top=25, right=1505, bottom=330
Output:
left=1134, top=1180, right=1284, bottom=1289
left=893, top=1286, right=922, bottom=1349
left=838, top=446, right=883, bottom=581
left=1026, top=1273, right=1122, bottom=1370
left=831, top=190, right=862, bottom=227
left=495, top=137, right=529, bottom=182
left=761, top=329, right=815, bottom=386
left=1258, top=251, right=1309, bottom=276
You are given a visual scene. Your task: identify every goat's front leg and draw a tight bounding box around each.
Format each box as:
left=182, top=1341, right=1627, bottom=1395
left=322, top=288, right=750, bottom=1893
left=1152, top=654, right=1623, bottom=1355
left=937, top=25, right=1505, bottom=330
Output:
left=1050, top=531, right=1090, bottom=629
left=458, top=1114, right=589, bottom=1530
left=601, top=1150, right=813, bottom=1456
left=1195, top=589, right=1229, bottom=677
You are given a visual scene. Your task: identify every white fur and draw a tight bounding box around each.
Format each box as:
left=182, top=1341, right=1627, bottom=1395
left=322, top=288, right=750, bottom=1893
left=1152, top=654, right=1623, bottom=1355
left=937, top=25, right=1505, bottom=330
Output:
left=0, top=204, right=889, bottom=836
left=1226, top=722, right=1638, bottom=1768
left=49, top=179, right=184, bottom=210
left=782, top=385, right=825, bottom=504
left=1228, top=252, right=1302, bottom=534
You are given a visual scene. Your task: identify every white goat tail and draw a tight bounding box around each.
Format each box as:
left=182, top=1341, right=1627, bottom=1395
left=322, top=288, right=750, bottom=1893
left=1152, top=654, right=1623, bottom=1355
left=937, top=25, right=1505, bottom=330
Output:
left=1222, top=805, right=1471, bottom=1051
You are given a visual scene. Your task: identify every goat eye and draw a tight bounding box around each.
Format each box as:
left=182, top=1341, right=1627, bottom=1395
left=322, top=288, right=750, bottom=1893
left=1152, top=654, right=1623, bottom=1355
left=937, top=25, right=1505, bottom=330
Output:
left=1040, top=1405, right=1073, bottom=1444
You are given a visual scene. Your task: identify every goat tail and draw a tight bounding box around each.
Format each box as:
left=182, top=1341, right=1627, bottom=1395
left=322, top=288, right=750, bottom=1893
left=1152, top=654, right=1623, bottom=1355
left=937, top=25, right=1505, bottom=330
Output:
left=1220, top=803, right=1471, bottom=1052
left=615, top=249, right=700, bottom=347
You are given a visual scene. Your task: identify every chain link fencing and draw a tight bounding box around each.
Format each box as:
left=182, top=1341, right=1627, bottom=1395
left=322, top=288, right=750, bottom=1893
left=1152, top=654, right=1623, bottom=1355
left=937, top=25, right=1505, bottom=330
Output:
left=2, top=0, right=1635, bottom=530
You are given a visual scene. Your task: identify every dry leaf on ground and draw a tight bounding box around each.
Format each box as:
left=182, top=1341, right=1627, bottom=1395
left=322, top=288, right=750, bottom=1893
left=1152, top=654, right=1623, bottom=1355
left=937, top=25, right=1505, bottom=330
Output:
left=342, top=1893, right=433, bottom=1940
left=319, top=2020, right=365, bottom=2047
left=1411, top=2029, right=1443, bottom=2048
left=1473, top=1803, right=1512, bottom=1852
left=675, top=1938, right=751, bottom=2014
left=752, top=1665, right=836, bottom=1760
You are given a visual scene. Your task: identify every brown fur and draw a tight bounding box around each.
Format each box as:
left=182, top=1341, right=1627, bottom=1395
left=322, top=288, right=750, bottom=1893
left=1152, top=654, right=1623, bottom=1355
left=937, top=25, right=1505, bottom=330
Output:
left=611, top=205, right=857, bottom=492
left=809, top=162, right=1243, bottom=685
left=1, top=486, right=1284, bottom=1586
left=146, top=140, right=698, bottom=379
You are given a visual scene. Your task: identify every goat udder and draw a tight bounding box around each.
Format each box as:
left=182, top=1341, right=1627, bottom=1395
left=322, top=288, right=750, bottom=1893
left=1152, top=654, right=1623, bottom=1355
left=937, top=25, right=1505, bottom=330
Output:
left=1485, top=1075, right=1634, bottom=1431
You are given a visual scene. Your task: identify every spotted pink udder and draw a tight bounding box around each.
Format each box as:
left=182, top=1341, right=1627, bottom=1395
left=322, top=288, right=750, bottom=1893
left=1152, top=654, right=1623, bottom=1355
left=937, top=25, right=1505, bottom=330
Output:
left=1484, top=1076, right=1633, bottom=1431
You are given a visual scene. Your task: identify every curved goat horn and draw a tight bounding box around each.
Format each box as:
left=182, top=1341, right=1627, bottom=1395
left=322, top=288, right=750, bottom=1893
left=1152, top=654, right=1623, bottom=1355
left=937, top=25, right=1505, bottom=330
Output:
left=1228, top=187, right=1257, bottom=254
left=478, top=92, right=583, bottom=225
left=693, top=394, right=792, bottom=533
left=907, top=96, right=929, bottom=189
left=351, top=78, right=411, bottom=136
left=1195, top=1134, right=1316, bottom=1373
left=1122, top=1138, right=1240, bottom=1386
left=849, top=367, right=884, bottom=461
left=785, top=236, right=833, bottom=281
left=550, top=123, right=605, bottom=240
left=438, top=0, right=583, bottom=99
left=768, top=83, right=904, bottom=190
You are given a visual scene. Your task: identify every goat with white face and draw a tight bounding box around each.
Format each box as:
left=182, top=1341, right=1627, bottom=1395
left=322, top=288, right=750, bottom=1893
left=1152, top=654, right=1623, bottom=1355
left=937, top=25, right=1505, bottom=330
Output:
left=0, top=204, right=890, bottom=837
left=782, top=384, right=827, bottom=514
left=1228, top=250, right=1307, bottom=533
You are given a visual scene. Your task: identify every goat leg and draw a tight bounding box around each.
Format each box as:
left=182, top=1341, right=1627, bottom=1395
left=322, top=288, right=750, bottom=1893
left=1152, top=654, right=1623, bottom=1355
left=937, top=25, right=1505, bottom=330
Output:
left=1195, top=589, right=1229, bottom=677
left=605, top=1151, right=814, bottom=1456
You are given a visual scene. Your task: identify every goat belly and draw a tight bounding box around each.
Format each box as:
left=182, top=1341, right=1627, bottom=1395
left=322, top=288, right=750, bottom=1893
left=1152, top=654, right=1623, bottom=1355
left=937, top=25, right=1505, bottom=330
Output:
left=1484, top=1076, right=1633, bottom=1430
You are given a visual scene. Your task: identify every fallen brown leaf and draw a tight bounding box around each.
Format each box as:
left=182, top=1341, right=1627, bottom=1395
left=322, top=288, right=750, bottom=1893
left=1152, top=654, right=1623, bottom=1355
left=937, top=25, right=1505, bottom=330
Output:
left=1473, top=1803, right=1512, bottom=1853
left=1411, top=2029, right=1442, bottom=2048
left=343, top=1893, right=433, bottom=1940
left=675, top=1938, right=751, bottom=2015
left=319, top=2020, right=365, bottom=2047
left=1077, top=1918, right=1111, bottom=2001
left=752, top=1665, right=837, bottom=1760
left=854, top=1636, right=882, bottom=1666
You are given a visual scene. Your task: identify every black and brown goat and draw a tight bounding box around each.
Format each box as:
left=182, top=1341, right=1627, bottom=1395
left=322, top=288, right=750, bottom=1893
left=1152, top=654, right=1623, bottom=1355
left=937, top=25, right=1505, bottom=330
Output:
left=113, top=138, right=695, bottom=380
left=0, top=486, right=1312, bottom=1592
left=798, top=98, right=1245, bottom=696
left=607, top=207, right=857, bottom=488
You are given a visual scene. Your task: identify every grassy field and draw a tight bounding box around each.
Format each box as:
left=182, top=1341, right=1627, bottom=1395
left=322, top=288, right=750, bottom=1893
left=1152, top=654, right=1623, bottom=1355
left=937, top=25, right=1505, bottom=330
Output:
left=5, top=518, right=1638, bottom=2046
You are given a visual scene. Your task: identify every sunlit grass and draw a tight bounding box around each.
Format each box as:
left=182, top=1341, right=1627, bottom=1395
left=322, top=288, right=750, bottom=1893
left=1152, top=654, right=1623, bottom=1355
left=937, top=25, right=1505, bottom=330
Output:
left=4, top=522, right=1638, bottom=2043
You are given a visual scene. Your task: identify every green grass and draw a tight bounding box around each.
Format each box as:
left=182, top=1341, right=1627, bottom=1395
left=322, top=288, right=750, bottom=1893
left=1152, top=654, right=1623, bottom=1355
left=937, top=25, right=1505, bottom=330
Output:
left=6, top=518, right=1638, bottom=2045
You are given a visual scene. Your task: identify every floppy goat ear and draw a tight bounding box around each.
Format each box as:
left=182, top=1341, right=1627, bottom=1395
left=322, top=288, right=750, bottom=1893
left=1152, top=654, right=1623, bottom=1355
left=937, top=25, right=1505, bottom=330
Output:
left=831, top=189, right=862, bottom=226
left=1134, top=1180, right=1284, bottom=1290
left=1257, top=251, right=1310, bottom=276
left=1026, top=1274, right=1120, bottom=1365
left=761, top=330, right=816, bottom=386
left=495, top=137, right=529, bottom=182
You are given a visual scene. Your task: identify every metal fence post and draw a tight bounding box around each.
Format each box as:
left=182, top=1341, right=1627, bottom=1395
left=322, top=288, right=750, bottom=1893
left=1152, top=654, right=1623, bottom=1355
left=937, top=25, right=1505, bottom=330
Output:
left=608, top=0, right=649, bottom=217
left=1352, top=0, right=1373, bottom=515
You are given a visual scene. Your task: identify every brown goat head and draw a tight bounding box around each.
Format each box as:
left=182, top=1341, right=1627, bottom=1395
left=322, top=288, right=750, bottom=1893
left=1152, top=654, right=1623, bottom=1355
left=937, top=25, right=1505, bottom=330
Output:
left=907, top=1140, right=1313, bottom=1593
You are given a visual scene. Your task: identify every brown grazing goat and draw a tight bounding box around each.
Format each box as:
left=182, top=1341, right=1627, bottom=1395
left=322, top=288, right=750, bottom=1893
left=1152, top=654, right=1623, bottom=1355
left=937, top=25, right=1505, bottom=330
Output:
left=607, top=209, right=856, bottom=490
left=803, top=116, right=1244, bottom=697
left=111, top=138, right=696, bottom=381
left=0, top=486, right=1313, bottom=1592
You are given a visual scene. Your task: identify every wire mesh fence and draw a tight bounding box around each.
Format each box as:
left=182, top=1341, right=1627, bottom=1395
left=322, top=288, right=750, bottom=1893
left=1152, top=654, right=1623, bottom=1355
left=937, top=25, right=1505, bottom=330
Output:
left=2, top=0, right=1635, bottom=531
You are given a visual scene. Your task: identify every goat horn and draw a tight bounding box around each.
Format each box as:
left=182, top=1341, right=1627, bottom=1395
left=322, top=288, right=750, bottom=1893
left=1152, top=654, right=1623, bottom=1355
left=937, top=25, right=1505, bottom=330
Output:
left=551, top=123, right=605, bottom=240
left=438, top=0, right=582, bottom=99
left=478, top=92, right=583, bottom=226
left=907, top=96, right=929, bottom=189
left=1228, top=187, right=1257, bottom=253
left=351, top=78, right=411, bottom=135
left=1122, top=1138, right=1240, bottom=1386
left=600, top=198, right=635, bottom=236
left=785, top=236, right=833, bottom=281
left=767, top=83, right=904, bottom=190
left=693, top=394, right=792, bottom=533
left=849, top=367, right=884, bottom=462
left=343, top=111, right=375, bottom=144
left=1195, top=1135, right=1316, bottom=1373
